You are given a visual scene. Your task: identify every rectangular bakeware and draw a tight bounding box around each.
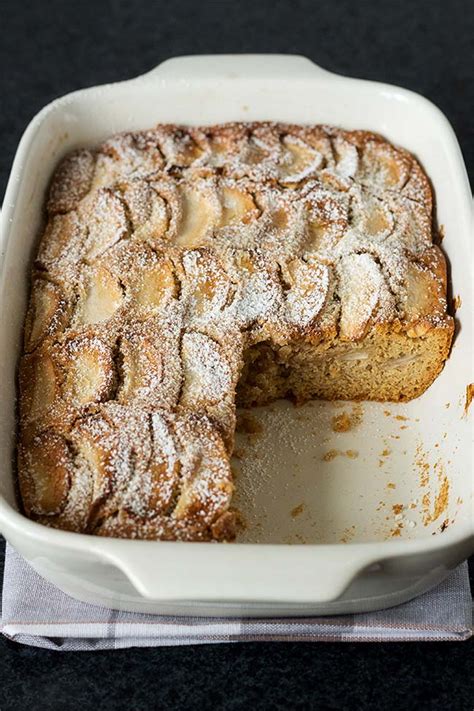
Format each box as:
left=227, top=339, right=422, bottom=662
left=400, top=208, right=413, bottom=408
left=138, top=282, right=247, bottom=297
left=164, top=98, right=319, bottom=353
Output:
left=0, top=54, right=472, bottom=616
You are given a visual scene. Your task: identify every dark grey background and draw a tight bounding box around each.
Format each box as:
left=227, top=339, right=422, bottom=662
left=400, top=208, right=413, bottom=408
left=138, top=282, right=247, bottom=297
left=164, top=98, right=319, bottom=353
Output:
left=1, top=0, right=473, bottom=709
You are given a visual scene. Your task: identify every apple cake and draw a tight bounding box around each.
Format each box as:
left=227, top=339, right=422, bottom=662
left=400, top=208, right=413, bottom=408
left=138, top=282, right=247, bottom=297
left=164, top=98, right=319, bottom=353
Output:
left=17, top=122, right=454, bottom=540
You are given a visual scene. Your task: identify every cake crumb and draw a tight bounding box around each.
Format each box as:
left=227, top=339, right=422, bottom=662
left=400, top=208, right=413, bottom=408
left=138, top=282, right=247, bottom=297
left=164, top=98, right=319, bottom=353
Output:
left=331, top=404, right=363, bottom=432
left=345, top=449, right=359, bottom=459
left=452, top=295, right=462, bottom=311
left=331, top=412, right=352, bottom=432
left=291, top=503, right=305, bottom=518
left=322, top=449, right=339, bottom=462
left=387, top=482, right=396, bottom=490
left=415, top=443, right=430, bottom=487
left=322, top=448, right=359, bottom=460
left=392, top=503, right=404, bottom=515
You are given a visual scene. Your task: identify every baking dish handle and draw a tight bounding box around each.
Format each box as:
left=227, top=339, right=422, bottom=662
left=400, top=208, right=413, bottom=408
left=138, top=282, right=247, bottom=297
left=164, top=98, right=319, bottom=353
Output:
left=140, top=54, right=333, bottom=83
left=98, top=543, right=372, bottom=605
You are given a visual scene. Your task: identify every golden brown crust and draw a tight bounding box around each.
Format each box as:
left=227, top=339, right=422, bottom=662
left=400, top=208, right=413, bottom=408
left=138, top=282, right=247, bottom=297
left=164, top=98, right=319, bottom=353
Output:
left=18, top=122, right=453, bottom=540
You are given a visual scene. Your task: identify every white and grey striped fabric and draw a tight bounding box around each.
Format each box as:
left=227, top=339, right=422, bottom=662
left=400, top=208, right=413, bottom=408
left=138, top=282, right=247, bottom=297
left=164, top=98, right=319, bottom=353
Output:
left=1, top=545, right=472, bottom=650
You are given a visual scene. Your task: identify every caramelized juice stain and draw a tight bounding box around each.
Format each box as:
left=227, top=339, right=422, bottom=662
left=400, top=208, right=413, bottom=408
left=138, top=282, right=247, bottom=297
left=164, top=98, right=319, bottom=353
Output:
left=464, top=383, right=474, bottom=416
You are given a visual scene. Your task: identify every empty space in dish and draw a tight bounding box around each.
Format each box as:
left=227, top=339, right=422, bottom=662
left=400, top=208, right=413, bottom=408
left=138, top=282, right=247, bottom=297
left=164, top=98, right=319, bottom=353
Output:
left=232, top=384, right=470, bottom=544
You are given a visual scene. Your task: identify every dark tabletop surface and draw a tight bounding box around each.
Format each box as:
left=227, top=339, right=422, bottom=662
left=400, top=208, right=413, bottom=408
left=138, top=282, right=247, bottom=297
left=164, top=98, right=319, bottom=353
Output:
left=1, top=0, right=473, bottom=708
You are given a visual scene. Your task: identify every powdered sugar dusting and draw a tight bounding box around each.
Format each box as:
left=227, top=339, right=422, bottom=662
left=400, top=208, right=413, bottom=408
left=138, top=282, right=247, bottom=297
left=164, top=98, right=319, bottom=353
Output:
left=19, top=121, right=450, bottom=541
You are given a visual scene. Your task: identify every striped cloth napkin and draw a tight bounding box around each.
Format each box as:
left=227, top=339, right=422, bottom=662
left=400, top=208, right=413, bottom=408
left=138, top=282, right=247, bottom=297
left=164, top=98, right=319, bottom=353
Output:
left=1, top=544, right=472, bottom=650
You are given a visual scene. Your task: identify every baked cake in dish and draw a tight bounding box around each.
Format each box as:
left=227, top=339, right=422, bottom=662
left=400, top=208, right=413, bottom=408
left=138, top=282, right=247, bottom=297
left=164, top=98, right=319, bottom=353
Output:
left=17, top=122, right=454, bottom=540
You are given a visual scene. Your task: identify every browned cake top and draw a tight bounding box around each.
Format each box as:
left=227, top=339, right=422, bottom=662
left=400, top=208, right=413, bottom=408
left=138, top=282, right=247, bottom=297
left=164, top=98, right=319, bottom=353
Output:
left=18, top=122, right=451, bottom=540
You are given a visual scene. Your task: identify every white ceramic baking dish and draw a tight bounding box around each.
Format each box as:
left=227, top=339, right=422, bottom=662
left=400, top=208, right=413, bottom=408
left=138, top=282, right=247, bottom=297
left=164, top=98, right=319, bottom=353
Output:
left=0, top=55, right=473, bottom=617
